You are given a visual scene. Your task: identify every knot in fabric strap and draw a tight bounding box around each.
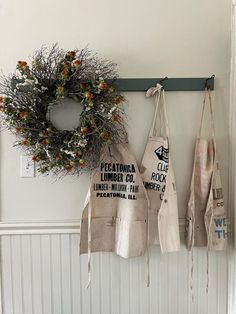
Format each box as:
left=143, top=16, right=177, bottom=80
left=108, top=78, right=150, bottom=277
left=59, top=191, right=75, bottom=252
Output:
left=146, top=83, right=163, bottom=97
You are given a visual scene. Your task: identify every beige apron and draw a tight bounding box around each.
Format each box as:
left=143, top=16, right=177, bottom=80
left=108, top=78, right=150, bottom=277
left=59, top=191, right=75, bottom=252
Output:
left=186, top=89, right=227, bottom=297
left=80, top=143, right=149, bottom=284
left=140, top=84, right=180, bottom=253
left=186, top=89, right=227, bottom=251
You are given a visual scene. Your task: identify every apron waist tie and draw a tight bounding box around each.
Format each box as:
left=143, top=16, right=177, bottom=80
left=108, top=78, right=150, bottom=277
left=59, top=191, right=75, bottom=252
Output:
left=86, top=201, right=92, bottom=289
left=190, top=249, right=194, bottom=302
left=145, top=247, right=150, bottom=287
left=206, top=249, right=209, bottom=294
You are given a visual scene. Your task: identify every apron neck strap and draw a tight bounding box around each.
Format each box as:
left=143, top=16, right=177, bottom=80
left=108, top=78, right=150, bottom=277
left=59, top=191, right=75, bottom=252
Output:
left=198, top=88, right=216, bottom=141
left=146, top=84, right=170, bottom=138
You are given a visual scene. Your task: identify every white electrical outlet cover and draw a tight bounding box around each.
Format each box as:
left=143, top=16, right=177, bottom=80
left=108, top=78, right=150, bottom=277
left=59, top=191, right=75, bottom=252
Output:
left=20, top=155, right=35, bottom=178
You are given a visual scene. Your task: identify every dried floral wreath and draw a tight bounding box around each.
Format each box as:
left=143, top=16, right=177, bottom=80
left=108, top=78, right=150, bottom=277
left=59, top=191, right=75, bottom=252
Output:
left=0, top=45, right=126, bottom=176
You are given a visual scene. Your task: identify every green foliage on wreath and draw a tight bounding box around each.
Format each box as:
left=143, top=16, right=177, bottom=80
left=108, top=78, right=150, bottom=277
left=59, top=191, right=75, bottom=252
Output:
left=0, top=45, right=126, bottom=176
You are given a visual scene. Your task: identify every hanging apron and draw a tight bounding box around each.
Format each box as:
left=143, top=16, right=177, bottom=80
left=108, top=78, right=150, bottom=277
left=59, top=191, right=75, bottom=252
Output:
left=80, top=143, right=149, bottom=262
left=186, top=89, right=227, bottom=251
left=140, top=84, right=180, bottom=253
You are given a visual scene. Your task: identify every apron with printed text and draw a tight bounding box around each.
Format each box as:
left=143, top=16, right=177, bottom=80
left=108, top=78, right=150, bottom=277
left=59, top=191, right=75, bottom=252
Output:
left=80, top=143, right=149, bottom=283
left=140, top=84, right=180, bottom=253
left=186, top=89, right=227, bottom=251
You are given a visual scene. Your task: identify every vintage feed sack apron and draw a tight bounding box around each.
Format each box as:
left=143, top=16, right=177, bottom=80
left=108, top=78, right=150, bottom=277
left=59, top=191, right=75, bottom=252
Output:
left=186, top=89, right=227, bottom=252
left=186, top=89, right=227, bottom=297
left=140, top=84, right=180, bottom=253
left=80, top=143, right=149, bottom=284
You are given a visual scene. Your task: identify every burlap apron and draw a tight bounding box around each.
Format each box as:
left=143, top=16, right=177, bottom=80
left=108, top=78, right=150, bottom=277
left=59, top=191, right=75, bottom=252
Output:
left=186, top=89, right=227, bottom=296
left=80, top=143, right=149, bottom=284
left=186, top=89, right=227, bottom=251
left=140, top=84, right=180, bottom=253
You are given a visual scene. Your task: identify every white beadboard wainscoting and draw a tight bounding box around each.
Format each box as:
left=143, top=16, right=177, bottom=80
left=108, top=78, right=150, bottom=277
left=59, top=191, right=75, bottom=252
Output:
left=0, top=220, right=228, bottom=314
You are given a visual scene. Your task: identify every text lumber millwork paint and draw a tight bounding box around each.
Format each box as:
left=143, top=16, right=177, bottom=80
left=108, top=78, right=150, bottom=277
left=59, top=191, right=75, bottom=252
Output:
left=94, top=162, right=139, bottom=200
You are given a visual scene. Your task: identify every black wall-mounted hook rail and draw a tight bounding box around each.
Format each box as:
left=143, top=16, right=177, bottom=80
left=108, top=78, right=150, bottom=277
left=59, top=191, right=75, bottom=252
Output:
left=205, top=75, right=215, bottom=90
left=109, top=77, right=215, bottom=92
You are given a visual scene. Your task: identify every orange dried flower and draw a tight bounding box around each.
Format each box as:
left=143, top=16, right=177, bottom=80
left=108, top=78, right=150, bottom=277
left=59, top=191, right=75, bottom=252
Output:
left=17, top=61, right=28, bottom=68
left=75, top=151, right=82, bottom=158
left=21, top=138, right=30, bottom=146
left=41, top=139, right=50, bottom=145
left=98, top=81, right=109, bottom=90
left=85, top=91, right=94, bottom=101
left=111, top=115, right=121, bottom=122
left=73, top=59, right=81, bottom=68
left=100, top=130, right=110, bottom=141
left=32, top=155, right=40, bottom=161
left=79, top=159, right=86, bottom=167
left=55, top=152, right=62, bottom=160
left=81, top=127, right=89, bottom=136
left=65, top=164, right=73, bottom=171
left=20, top=111, right=29, bottom=119
left=66, top=51, right=76, bottom=59
left=115, top=95, right=123, bottom=104
left=64, top=61, right=71, bottom=67
left=61, top=68, right=70, bottom=79
left=15, top=127, right=22, bottom=133
left=90, top=119, right=97, bottom=128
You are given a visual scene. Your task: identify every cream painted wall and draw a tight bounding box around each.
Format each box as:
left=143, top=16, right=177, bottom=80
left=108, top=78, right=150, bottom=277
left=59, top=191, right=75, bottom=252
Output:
left=0, top=0, right=231, bottom=222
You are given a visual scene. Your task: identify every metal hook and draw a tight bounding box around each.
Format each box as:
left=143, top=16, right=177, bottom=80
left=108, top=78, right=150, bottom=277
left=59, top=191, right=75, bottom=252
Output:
left=159, top=77, right=168, bottom=90
left=159, top=76, right=168, bottom=84
left=205, top=75, right=215, bottom=90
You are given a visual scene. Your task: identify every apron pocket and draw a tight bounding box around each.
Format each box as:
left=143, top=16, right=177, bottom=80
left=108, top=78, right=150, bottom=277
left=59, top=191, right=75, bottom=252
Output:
left=115, top=218, right=147, bottom=258
left=80, top=216, right=116, bottom=254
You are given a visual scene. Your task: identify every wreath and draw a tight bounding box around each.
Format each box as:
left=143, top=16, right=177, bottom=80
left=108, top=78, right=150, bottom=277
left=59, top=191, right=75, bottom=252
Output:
left=0, top=45, right=126, bottom=176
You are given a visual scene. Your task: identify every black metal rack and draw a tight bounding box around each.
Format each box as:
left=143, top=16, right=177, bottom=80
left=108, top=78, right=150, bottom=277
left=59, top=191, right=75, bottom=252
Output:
left=110, top=77, right=215, bottom=92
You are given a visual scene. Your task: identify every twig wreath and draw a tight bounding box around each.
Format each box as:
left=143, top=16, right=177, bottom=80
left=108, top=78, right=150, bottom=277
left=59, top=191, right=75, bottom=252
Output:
left=0, top=45, right=126, bottom=176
